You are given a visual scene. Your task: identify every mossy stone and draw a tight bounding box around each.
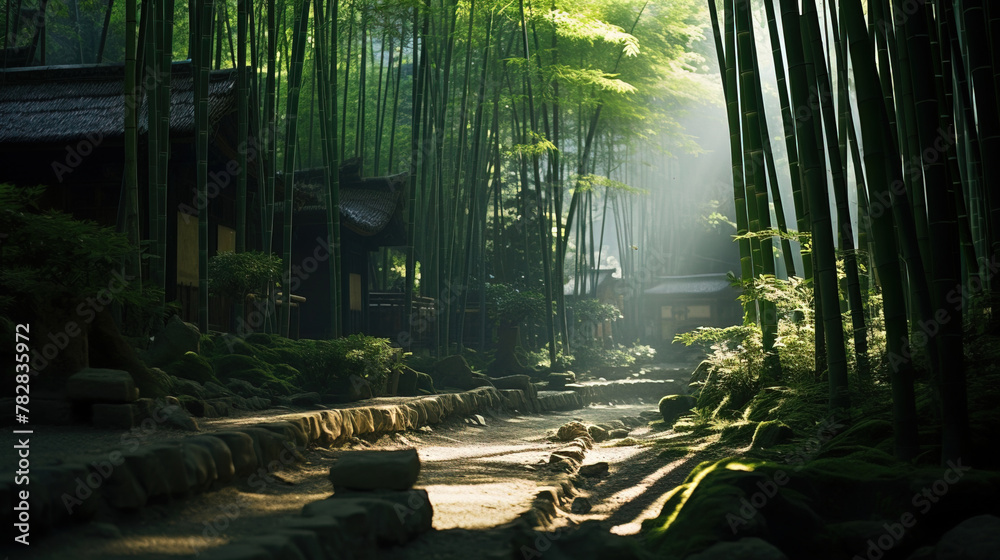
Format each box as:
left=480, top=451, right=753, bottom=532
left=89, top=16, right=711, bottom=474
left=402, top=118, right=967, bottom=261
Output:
left=165, top=352, right=217, bottom=384
left=721, top=421, right=759, bottom=446
left=272, top=363, right=301, bottom=382
left=416, top=372, right=435, bottom=394
left=215, top=334, right=256, bottom=357
left=659, top=394, right=697, bottom=425
left=750, top=421, right=794, bottom=450
left=397, top=367, right=420, bottom=396
left=245, top=333, right=275, bottom=346
left=213, top=353, right=267, bottom=376
left=199, top=335, right=216, bottom=356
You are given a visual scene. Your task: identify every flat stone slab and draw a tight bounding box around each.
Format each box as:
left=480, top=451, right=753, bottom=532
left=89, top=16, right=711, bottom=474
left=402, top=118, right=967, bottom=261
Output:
left=66, top=368, right=138, bottom=402
left=328, top=448, right=421, bottom=491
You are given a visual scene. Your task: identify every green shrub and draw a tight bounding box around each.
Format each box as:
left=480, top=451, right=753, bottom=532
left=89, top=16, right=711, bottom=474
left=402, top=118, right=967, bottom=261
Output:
left=485, top=283, right=548, bottom=327
left=524, top=342, right=573, bottom=369
left=207, top=250, right=282, bottom=301
left=628, top=343, right=657, bottom=366
left=272, top=363, right=302, bottom=384
left=572, top=344, right=636, bottom=371
left=293, top=335, right=399, bottom=395
left=212, top=353, right=264, bottom=375
left=569, top=299, right=623, bottom=324
left=210, top=353, right=288, bottom=390
left=0, top=184, right=165, bottom=338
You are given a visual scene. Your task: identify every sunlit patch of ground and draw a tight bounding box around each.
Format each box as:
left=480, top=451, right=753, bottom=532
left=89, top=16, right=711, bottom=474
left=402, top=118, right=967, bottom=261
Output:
left=561, top=431, right=730, bottom=537
left=20, top=402, right=709, bottom=559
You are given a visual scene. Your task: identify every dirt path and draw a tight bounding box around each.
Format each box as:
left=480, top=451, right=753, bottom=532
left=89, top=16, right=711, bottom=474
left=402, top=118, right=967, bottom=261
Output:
left=16, top=401, right=706, bottom=560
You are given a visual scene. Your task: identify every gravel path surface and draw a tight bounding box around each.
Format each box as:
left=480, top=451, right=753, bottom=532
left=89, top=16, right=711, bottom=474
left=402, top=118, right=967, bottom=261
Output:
left=10, top=397, right=717, bottom=560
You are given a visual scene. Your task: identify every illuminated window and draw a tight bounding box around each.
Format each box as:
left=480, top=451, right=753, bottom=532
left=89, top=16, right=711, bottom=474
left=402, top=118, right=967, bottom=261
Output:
left=350, top=273, right=362, bottom=311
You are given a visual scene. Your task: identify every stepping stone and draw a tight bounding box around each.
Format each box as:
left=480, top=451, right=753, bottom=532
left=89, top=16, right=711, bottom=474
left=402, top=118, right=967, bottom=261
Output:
left=579, top=462, right=610, bottom=478
left=571, top=497, right=592, bottom=514
left=67, top=369, right=137, bottom=403
left=328, top=448, right=420, bottom=491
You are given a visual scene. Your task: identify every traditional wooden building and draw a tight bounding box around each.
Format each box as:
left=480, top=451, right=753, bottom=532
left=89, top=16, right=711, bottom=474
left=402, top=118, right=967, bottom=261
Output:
left=643, top=273, right=742, bottom=344
left=0, top=61, right=257, bottom=327
left=0, top=62, right=409, bottom=337
left=273, top=166, right=409, bottom=339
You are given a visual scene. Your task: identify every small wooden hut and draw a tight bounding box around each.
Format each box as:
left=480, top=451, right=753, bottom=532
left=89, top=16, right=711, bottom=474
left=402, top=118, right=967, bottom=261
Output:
left=643, top=273, right=742, bottom=344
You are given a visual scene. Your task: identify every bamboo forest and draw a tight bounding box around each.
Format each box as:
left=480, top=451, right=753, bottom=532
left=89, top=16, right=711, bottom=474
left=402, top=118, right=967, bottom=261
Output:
left=1, top=0, right=1000, bottom=558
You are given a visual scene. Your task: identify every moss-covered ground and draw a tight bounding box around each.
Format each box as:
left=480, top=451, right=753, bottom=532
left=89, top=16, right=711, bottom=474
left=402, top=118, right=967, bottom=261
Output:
left=638, top=332, right=1000, bottom=559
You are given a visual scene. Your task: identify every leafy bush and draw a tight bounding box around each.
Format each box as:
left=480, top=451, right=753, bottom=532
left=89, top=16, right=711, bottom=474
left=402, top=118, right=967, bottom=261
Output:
left=0, top=184, right=164, bottom=336
left=199, top=330, right=400, bottom=398
left=286, top=335, right=400, bottom=395
left=485, top=283, right=548, bottom=327
left=208, top=250, right=282, bottom=301
left=675, top=266, right=889, bottom=424
left=628, top=343, right=657, bottom=365
left=525, top=342, right=574, bottom=369
left=570, top=299, right=623, bottom=324
left=572, top=343, right=636, bottom=370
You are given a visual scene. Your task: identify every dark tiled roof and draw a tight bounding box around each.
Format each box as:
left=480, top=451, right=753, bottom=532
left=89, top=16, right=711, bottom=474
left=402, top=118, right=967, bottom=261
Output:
left=278, top=165, right=408, bottom=239
left=0, top=61, right=236, bottom=146
left=339, top=185, right=403, bottom=235
left=644, top=273, right=735, bottom=296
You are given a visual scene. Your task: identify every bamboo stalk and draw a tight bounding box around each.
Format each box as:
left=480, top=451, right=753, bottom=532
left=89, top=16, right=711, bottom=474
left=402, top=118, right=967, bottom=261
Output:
left=780, top=0, right=849, bottom=411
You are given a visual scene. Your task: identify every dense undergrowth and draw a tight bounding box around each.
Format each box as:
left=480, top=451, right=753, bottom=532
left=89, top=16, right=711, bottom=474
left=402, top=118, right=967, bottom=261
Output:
left=166, top=331, right=402, bottom=397
left=640, top=272, right=1000, bottom=559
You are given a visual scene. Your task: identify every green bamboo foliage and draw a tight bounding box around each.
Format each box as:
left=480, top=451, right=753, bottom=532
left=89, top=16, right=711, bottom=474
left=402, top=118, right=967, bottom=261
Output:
left=716, top=0, right=752, bottom=302
left=237, top=0, right=248, bottom=254
left=144, top=0, right=159, bottom=300
left=404, top=2, right=429, bottom=347
left=800, top=0, right=867, bottom=384
left=937, top=0, right=979, bottom=283
left=518, top=0, right=557, bottom=364
left=312, top=0, right=341, bottom=337
left=962, top=0, right=1000, bottom=326
left=155, top=0, right=173, bottom=310
left=262, top=0, right=277, bottom=261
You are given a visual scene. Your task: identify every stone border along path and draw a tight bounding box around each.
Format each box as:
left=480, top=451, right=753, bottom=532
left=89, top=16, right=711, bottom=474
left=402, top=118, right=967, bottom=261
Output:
left=1, top=377, right=684, bottom=549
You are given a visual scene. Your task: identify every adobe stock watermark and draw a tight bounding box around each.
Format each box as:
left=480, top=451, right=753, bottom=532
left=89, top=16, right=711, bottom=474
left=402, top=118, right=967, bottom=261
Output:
left=60, top=400, right=192, bottom=514
left=226, top=234, right=339, bottom=346
left=886, top=253, right=1000, bottom=372
left=727, top=416, right=843, bottom=533
left=876, top=0, right=930, bottom=33
left=194, top=439, right=308, bottom=556
left=31, top=270, right=135, bottom=373
left=853, top=124, right=958, bottom=239
left=853, top=459, right=971, bottom=560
